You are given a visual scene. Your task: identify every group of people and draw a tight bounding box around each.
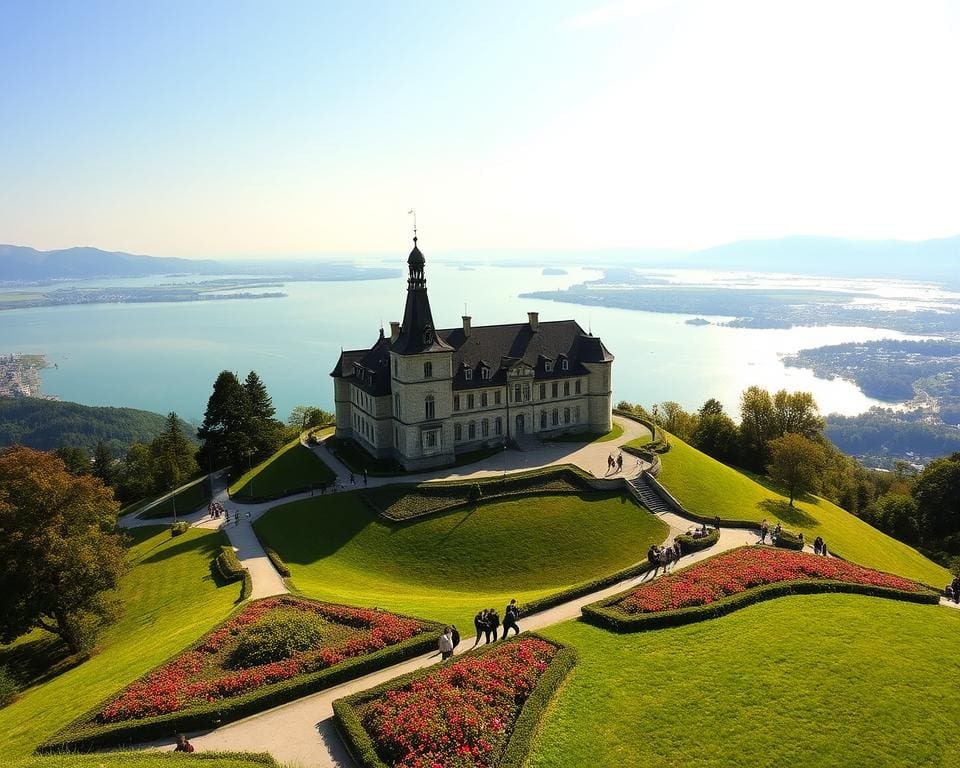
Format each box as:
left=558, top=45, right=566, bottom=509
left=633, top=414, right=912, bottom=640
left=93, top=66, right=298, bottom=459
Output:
left=944, top=576, right=960, bottom=604
left=813, top=536, right=828, bottom=556
left=470, top=599, right=522, bottom=647
left=207, top=500, right=228, bottom=519
left=648, top=541, right=682, bottom=573
left=606, top=452, right=624, bottom=474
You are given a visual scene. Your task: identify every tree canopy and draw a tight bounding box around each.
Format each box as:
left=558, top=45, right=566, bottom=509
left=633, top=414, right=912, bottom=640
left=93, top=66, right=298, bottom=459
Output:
left=0, top=446, right=127, bottom=654
left=767, top=433, right=828, bottom=506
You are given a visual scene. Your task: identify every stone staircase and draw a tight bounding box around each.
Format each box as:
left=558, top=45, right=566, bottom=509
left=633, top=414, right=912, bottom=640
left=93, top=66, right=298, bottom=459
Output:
left=626, top=473, right=671, bottom=514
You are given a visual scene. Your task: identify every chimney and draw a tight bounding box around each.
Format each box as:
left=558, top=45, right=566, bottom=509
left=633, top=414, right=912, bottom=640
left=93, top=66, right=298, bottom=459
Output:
left=390, top=321, right=401, bottom=343
left=462, top=315, right=472, bottom=338
left=528, top=311, right=539, bottom=332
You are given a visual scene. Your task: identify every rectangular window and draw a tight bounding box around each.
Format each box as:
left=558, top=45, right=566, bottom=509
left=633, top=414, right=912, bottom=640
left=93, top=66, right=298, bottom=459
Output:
left=495, top=417, right=502, bottom=435
left=482, top=419, right=489, bottom=437
left=455, top=423, right=462, bottom=441
left=481, top=392, right=488, bottom=407
left=514, top=384, right=521, bottom=402
left=523, top=384, right=530, bottom=401
left=575, top=379, right=582, bottom=395
left=425, top=398, right=435, bottom=419
left=426, top=431, right=437, bottom=447
left=564, top=407, right=571, bottom=424
left=467, top=394, right=475, bottom=409
left=539, top=383, right=546, bottom=399
left=575, top=406, right=580, bottom=422
left=552, top=409, right=559, bottom=426
left=564, top=381, right=570, bottom=396
left=545, top=361, right=553, bottom=373
left=454, top=395, right=460, bottom=412
left=481, top=367, right=489, bottom=380
left=551, top=382, right=558, bottom=398
left=562, top=359, right=569, bottom=371
left=540, top=411, right=547, bottom=429
left=495, top=390, right=502, bottom=405
left=424, top=361, right=433, bottom=378
left=464, top=368, right=473, bottom=381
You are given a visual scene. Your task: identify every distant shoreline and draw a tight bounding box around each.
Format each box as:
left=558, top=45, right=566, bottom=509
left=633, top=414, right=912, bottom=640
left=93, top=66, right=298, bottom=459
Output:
left=0, top=353, right=50, bottom=398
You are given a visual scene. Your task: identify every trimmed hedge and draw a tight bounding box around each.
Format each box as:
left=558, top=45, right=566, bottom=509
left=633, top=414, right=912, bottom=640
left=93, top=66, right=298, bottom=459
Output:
left=264, top=546, right=291, bottom=578
left=215, top=545, right=245, bottom=582
left=774, top=529, right=805, bottom=551
left=333, top=634, right=576, bottom=768
left=518, top=558, right=655, bottom=617
left=675, top=527, right=720, bottom=554
left=582, top=576, right=941, bottom=633
left=238, top=569, right=252, bottom=602
left=38, top=604, right=445, bottom=754
left=170, top=521, right=189, bottom=537
left=362, top=464, right=598, bottom=522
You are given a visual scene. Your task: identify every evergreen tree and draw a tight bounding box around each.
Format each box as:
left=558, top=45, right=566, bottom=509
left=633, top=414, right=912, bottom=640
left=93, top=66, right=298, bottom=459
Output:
left=92, top=441, right=114, bottom=484
left=243, top=371, right=283, bottom=460
left=197, top=371, right=251, bottom=471
left=151, top=412, right=198, bottom=492
left=54, top=445, right=91, bottom=476
left=244, top=371, right=275, bottom=420
left=115, top=443, right=158, bottom=502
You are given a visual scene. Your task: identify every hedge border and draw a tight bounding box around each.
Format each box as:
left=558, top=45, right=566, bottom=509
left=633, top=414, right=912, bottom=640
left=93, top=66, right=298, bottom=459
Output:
left=774, top=529, right=805, bottom=551
left=517, top=558, right=655, bottom=617
left=675, top=527, right=720, bottom=554
left=214, top=546, right=245, bottom=582
left=332, top=634, right=576, bottom=768
left=264, top=546, right=291, bottom=578
left=362, top=464, right=600, bottom=522
left=37, top=598, right=445, bottom=754
left=582, top=559, right=940, bottom=633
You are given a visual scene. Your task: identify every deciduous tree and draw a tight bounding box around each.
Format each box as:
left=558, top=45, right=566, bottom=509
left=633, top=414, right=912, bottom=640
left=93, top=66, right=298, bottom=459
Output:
left=767, top=433, right=827, bottom=506
left=0, top=447, right=127, bottom=654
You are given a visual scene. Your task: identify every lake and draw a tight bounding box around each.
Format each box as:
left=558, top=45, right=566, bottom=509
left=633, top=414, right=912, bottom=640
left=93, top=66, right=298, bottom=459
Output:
left=0, top=263, right=921, bottom=423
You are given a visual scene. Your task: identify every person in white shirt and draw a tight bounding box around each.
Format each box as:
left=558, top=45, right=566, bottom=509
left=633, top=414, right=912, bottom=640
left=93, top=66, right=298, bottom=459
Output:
left=438, top=627, right=454, bottom=660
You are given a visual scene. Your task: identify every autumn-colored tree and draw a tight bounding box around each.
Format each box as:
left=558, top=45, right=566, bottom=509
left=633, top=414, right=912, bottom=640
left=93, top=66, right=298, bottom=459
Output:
left=0, top=446, right=127, bottom=654
left=767, top=433, right=828, bottom=506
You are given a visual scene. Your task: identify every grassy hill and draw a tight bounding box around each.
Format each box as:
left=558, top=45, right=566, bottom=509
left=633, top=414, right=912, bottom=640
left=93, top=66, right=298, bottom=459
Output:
left=255, top=491, right=668, bottom=630
left=0, top=397, right=195, bottom=455
left=658, top=435, right=949, bottom=586
left=0, top=526, right=238, bottom=758
left=531, top=596, right=960, bottom=767
left=229, top=436, right=335, bottom=499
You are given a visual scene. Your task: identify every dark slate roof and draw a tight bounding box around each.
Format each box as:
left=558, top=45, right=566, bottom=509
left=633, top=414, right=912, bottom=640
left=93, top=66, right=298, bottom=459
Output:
left=438, top=319, right=613, bottom=390
left=330, top=334, right=393, bottom=396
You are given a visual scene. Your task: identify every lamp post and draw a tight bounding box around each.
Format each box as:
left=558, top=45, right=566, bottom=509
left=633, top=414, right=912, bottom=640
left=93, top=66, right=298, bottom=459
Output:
left=502, top=440, right=507, bottom=484
left=246, top=449, right=254, bottom=499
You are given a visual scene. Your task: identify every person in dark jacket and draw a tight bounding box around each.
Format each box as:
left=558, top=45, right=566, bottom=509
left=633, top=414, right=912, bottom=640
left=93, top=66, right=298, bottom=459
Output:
left=485, top=608, right=500, bottom=643
left=502, top=599, right=521, bottom=638
left=174, top=734, right=195, bottom=753
left=472, top=609, right=488, bottom=647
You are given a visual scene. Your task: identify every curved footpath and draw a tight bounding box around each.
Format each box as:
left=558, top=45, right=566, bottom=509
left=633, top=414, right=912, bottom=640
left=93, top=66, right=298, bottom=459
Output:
left=114, top=417, right=958, bottom=767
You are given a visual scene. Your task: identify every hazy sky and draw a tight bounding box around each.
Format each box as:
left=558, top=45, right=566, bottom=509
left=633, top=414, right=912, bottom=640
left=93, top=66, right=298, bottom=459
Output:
left=2, top=0, right=958, bottom=258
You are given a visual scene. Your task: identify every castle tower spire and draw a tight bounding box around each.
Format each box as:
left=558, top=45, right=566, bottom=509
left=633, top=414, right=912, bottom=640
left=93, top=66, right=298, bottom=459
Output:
left=392, top=228, right=452, bottom=355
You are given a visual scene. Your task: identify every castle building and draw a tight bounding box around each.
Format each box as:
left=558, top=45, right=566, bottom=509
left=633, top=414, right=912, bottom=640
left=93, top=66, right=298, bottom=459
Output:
left=331, top=237, right=614, bottom=470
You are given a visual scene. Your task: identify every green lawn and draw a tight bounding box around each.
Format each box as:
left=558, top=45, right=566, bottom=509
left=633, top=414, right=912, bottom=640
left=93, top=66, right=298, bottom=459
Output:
left=531, top=596, right=960, bottom=768
left=139, top=475, right=212, bottom=519
left=658, top=435, right=949, bottom=586
left=255, top=491, right=669, bottom=630
left=229, top=438, right=336, bottom=499
left=0, top=526, right=239, bottom=758
left=12, top=754, right=278, bottom=768
left=550, top=423, right=624, bottom=443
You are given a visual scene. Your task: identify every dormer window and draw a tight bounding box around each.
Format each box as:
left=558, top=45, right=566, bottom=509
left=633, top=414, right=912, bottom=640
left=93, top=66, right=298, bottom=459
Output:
left=545, top=361, right=553, bottom=373
left=481, top=366, right=490, bottom=380
left=561, top=359, right=569, bottom=371
left=464, top=368, right=473, bottom=381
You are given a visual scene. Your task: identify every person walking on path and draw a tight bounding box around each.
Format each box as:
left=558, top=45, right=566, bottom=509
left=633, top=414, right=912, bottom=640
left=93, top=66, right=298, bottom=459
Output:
left=616, top=452, right=623, bottom=473
left=472, top=609, right=488, bottom=647
left=714, top=515, right=721, bottom=531
left=502, top=599, right=521, bottom=639
left=438, top=627, right=454, bottom=660
left=174, top=734, right=195, bottom=753
left=485, top=608, right=500, bottom=643
left=814, top=536, right=823, bottom=555
left=760, top=518, right=769, bottom=544
left=363, top=468, right=368, bottom=486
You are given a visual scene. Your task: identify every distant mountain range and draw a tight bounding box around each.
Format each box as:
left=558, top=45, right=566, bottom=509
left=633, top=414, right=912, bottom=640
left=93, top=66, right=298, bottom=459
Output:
left=0, top=245, right=222, bottom=282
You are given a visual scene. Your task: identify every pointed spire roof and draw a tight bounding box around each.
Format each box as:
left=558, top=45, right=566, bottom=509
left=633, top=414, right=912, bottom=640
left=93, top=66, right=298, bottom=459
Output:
left=392, top=235, right=453, bottom=356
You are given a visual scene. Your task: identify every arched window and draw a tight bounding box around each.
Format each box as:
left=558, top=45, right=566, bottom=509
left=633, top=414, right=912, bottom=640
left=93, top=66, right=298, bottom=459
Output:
left=425, top=395, right=435, bottom=420
left=455, top=423, right=462, bottom=441
left=423, top=361, right=433, bottom=379
left=552, top=408, right=559, bottom=426
left=468, top=421, right=476, bottom=439
left=540, top=411, right=547, bottom=429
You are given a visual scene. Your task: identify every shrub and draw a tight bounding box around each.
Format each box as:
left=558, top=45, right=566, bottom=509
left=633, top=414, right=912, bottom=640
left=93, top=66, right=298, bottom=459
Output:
left=468, top=482, right=483, bottom=502
left=170, top=521, right=190, bottom=537
left=675, top=527, right=720, bottom=554
left=0, top=665, right=18, bottom=708
left=215, top=546, right=245, bottom=582
left=774, top=529, right=805, bottom=551
left=227, top=609, right=327, bottom=669
left=265, top=547, right=291, bottom=578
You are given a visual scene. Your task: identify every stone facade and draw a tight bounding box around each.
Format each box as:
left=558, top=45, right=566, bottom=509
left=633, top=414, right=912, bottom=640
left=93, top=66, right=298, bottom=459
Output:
left=331, top=239, right=614, bottom=470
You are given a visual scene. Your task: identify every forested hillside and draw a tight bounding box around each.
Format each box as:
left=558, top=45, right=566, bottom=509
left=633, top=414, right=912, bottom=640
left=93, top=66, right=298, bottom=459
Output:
left=0, top=397, right=194, bottom=454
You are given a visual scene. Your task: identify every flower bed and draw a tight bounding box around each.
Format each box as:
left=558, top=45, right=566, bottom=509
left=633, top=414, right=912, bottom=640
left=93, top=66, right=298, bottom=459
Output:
left=582, top=546, right=940, bottom=632
left=40, top=597, right=443, bottom=753
left=334, top=636, right=576, bottom=768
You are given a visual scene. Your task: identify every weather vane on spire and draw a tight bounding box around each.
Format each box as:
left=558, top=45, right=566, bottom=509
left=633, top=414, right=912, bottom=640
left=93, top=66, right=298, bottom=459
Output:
left=408, top=209, right=417, bottom=243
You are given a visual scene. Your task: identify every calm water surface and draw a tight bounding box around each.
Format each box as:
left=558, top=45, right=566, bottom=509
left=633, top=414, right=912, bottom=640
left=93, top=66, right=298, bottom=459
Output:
left=0, top=264, right=919, bottom=423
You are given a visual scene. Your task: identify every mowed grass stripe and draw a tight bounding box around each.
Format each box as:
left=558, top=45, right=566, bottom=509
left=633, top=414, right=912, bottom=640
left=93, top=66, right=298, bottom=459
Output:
left=255, top=491, right=669, bottom=630
left=531, top=596, right=960, bottom=768
left=230, top=437, right=335, bottom=499
left=0, top=526, right=239, bottom=758
left=658, top=434, right=948, bottom=586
